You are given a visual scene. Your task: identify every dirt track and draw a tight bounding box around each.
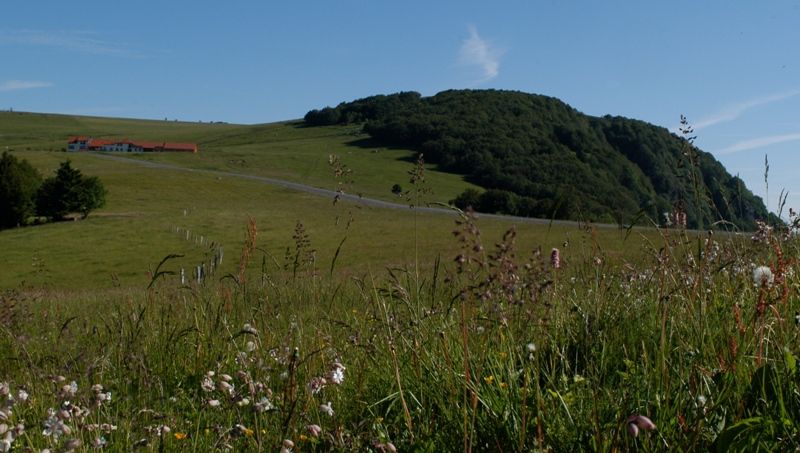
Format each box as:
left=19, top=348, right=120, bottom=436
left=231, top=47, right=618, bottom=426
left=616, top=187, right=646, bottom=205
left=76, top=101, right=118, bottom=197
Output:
left=90, top=152, right=619, bottom=229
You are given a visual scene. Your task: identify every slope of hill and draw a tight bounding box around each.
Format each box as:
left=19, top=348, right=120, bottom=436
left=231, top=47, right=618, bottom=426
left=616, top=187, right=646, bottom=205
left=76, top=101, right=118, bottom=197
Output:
left=305, top=90, right=772, bottom=229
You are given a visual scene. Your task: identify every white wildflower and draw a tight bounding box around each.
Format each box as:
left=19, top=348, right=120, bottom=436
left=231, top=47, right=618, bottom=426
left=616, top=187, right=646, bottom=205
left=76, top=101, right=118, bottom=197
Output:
left=254, top=396, right=274, bottom=413
left=201, top=375, right=215, bottom=392
left=320, top=401, right=334, bottom=417
left=329, top=362, right=345, bottom=385
left=43, top=408, right=71, bottom=438
left=753, top=266, right=774, bottom=287
left=208, top=399, right=221, bottom=408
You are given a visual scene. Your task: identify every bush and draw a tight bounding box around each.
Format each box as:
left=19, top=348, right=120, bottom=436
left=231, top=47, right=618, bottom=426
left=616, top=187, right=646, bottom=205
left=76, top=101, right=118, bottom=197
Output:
left=37, top=160, right=106, bottom=220
left=0, top=151, right=42, bottom=229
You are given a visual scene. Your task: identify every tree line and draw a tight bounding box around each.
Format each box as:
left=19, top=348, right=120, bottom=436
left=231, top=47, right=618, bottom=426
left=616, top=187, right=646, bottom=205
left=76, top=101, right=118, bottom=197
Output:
left=0, top=152, right=106, bottom=229
left=305, top=89, right=774, bottom=229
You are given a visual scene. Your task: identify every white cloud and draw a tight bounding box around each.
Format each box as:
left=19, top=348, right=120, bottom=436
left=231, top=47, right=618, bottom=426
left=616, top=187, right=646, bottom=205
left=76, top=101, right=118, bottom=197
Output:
left=715, top=132, right=800, bottom=155
left=0, top=80, right=53, bottom=92
left=459, top=25, right=503, bottom=85
left=0, top=29, right=144, bottom=58
left=692, top=89, right=800, bottom=131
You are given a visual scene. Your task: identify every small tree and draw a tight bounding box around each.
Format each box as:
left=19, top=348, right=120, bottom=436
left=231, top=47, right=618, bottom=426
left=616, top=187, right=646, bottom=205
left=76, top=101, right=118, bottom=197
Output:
left=0, top=152, right=42, bottom=229
left=37, top=160, right=106, bottom=220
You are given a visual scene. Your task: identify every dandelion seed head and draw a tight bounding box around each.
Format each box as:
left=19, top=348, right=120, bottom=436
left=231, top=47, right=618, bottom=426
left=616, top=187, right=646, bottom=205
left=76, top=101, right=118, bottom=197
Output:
left=753, top=266, right=774, bottom=287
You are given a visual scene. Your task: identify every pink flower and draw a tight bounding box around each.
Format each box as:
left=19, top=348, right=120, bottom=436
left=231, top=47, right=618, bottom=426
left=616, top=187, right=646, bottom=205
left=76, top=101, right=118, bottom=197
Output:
left=550, top=248, right=561, bottom=269
left=626, top=415, right=656, bottom=437
left=305, top=424, right=322, bottom=437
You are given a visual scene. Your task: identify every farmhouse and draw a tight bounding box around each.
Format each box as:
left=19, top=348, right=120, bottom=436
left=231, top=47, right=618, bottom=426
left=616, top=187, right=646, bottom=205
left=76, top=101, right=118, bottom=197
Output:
left=67, top=136, right=198, bottom=153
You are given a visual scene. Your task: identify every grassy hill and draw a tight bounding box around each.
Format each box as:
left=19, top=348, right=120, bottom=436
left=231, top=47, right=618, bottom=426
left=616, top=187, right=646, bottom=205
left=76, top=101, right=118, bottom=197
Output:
left=0, top=111, right=645, bottom=290
left=0, top=111, right=797, bottom=451
left=305, top=90, right=773, bottom=230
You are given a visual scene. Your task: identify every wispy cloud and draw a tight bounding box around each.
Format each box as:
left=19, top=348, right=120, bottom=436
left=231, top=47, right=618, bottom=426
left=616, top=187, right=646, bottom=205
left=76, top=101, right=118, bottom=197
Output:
left=0, top=80, right=53, bottom=92
left=0, top=29, right=144, bottom=58
left=459, top=25, right=503, bottom=85
left=715, top=132, right=800, bottom=155
left=692, top=89, right=800, bottom=131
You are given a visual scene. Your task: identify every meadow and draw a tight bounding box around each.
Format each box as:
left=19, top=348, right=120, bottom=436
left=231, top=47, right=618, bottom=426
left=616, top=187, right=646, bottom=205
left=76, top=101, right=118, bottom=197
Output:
left=1, top=112, right=799, bottom=451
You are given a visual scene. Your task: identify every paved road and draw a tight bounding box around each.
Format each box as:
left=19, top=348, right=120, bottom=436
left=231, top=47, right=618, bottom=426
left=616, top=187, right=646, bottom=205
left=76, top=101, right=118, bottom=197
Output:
left=90, top=152, right=616, bottom=229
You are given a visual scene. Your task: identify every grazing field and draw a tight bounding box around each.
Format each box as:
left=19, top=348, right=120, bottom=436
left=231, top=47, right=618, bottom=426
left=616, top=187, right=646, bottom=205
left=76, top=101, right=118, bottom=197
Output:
left=1, top=112, right=799, bottom=451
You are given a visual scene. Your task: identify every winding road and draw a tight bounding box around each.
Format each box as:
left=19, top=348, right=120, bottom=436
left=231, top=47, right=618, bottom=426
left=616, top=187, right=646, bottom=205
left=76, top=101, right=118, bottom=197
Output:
left=91, top=152, right=617, bottom=229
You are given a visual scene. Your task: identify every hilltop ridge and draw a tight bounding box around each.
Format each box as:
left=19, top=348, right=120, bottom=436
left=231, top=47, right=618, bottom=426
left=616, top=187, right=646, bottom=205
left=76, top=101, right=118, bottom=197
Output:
left=305, top=89, right=772, bottom=230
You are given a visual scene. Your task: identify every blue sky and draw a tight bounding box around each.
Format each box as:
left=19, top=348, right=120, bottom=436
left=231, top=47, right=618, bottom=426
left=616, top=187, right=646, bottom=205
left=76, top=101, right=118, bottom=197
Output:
left=2, top=1, right=799, bottom=214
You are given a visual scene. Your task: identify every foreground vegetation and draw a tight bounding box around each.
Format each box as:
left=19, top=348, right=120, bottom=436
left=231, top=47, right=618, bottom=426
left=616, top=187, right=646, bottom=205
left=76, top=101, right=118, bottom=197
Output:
left=2, top=208, right=799, bottom=451
left=2, top=110, right=797, bottom=451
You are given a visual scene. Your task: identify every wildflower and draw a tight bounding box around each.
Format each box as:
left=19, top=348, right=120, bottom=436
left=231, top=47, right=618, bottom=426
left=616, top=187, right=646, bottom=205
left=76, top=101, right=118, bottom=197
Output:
left=306, top=424, right=322, bottom=437
left=753, top=266, right=774, bottom=287
left=320, top=401, right=334, bottom=417
left=242, top=323, right=258, bottom=335
left=254, top=396, right=274, bottom=413
left=499, top=382, right=508, bottom=389
left=375, top=442, right=397, bottom=453
left=43, top=408, right=71, bottom=438
left=234, top=424, right=254, bottom=437
left=483, top=375, right=495, bottom=385
left=201, top=374, right=215, bottom=392
left=283, top=439, right=295, bottom=449
left=208, top=399, right=221, bottom=407
left=246, top=341, right=257, bottom=352
left=15, top=390, right=27, bottom=403
left=0, top=384, right=7, bottom=397
left=329, top=362, right=345, bottom=385
left=92, top=436, right=107, bottom=448
left=174, top=432, right=188, bottom=440
left=307, top=377, right=327, bottom=394
left=217, top=380, right=234, bottom=396
left=62, top=438, right=82, bottom=452
left=626, top=415, right=656, bottom=438
left=550, top=248, right=561, bottom=269
left=61, top=381, right=78, bottom=398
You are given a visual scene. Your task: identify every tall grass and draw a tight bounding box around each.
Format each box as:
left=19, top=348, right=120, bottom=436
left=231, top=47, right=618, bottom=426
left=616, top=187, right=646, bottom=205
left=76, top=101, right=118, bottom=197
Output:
left=1, top=206, right=798, bottom=451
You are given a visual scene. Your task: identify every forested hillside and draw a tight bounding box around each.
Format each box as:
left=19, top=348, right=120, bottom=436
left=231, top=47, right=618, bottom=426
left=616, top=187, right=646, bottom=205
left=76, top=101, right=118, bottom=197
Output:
left=305, top=90, right=771, bottom=229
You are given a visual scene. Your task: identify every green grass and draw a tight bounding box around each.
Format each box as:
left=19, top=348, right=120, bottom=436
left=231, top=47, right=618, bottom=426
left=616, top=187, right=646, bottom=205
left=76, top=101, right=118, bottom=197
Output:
left=4, top=111, right=795, bottom=451
left=0, top=111, right=480, bottom=204
left=0, top=112, right=647, bottom=290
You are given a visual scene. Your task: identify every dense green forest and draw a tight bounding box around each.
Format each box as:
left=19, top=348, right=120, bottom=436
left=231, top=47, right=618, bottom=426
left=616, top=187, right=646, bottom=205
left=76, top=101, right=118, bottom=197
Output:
left=305, top=90, right=771, bottom=229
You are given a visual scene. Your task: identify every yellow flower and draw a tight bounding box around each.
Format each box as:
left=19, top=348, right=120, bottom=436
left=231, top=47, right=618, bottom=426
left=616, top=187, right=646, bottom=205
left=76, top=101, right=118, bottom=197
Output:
left=299, top=434, right=309, bottom=441
left=484, top=375, right=495, bottom=385
left=174, top=432, right=188, bottom=440
left=498, top=352, right=508, bottom=360
left=499, top=382, right=508, bottom=389
left=244, top=427, right=254, bottom=437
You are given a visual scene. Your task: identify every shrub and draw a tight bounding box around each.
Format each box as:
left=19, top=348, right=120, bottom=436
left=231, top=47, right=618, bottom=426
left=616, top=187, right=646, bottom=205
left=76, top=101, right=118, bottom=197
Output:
left=36, top=160, right=106, bottom=220
left=0, top=151, right=42, bottom=229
